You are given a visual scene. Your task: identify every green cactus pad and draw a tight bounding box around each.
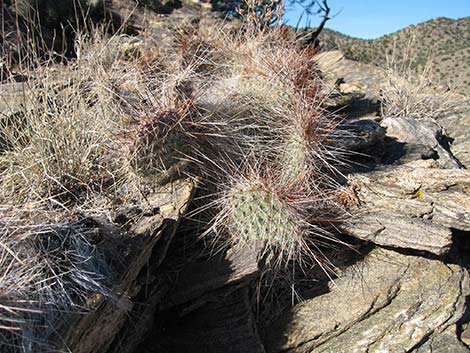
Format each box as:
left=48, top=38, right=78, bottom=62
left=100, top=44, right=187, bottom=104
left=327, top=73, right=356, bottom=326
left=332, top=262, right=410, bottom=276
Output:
left=227, top=185, right=301, bottom=250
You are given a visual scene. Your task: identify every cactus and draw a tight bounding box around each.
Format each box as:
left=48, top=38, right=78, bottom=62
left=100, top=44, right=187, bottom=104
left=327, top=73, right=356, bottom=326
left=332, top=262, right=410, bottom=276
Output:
left=210, top=169, right=319, bottom=268
left=277, top=98, right=342, bottom=184
left=129, top=110, right=194, bottom=175
left=229, top=183, right=299, bottom=245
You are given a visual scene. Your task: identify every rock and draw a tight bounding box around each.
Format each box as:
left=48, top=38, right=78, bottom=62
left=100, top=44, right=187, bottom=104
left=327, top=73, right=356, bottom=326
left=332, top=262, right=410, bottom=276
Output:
left=315, top=52, right=381, bottom=118
left=383, top=116, right=443, bottom=147
left=382, top=116, right=462, bottom=169
left=314, top=50, right=382, bottom=102
left=435, top=99, right=470, bottom=168
left=57, top=178, right=196, bottom=353
left=323, top=90, right=366, bottom=109
left=0, top=82, right=32, bottom=115
left=342, top=212, right=453, bottom=255
left=182, top=0, right=212, bottom=9
left=139, top=287, right=266, bottom=353
left=462, top=325, right=470, bottom=346
left=338, top=82, right=365, bottom=94
left=159, top=245, right=260, bottom=310
left=338, top=119, right=386, bottom=151
left=313, top=51, right=470, bottom=172
left=264, top=248, right=470, bottom=353
left=412, top=326, right=470, bottom=353
left=339, top=162, right=470, bottom=254
left=381, top=139, right=439, bottom=166
left=119, top=239, right=262, bottom=353
left=314, top=51, right=344, bottom=77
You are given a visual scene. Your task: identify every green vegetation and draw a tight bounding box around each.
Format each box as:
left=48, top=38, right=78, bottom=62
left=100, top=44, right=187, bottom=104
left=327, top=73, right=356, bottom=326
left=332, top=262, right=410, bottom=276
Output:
left=318, top=17, right=470, bottom=95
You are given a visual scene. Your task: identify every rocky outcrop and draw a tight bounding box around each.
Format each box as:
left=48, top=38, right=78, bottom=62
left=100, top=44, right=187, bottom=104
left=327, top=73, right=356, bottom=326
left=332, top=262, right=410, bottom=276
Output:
left=339, top=161, right=470, bottom=255
left=315, top=50, right=470, bottom=169
left=265, top=248, right=470, bottom=353
left=436, top=100, right=470, bottom=168
left=56, top=178, right=196, bottom=353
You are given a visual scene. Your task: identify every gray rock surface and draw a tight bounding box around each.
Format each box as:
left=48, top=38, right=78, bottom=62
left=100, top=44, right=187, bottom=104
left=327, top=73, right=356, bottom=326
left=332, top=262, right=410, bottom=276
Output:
left=265, top=248, right=470, bottom=353
left=338, top=119, right=386, bottom=151
left=382, top=116, right=462, bottom=169
left=339, top=161, right=470, bottom=255
left=436, top=100, right=470, bottom=168
left=412, top=327, right=470, bottom=353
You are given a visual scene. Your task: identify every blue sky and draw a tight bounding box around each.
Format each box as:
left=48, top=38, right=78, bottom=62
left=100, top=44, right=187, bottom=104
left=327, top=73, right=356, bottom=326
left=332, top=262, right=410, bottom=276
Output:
left=283, top=0, right=470, bottom=39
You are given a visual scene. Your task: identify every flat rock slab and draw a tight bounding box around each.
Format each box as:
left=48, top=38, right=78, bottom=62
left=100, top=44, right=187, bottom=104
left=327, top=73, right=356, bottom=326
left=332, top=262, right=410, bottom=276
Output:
left=340, top=162, right=470, bottom=255
left=265, top=248, right=470, bottom=353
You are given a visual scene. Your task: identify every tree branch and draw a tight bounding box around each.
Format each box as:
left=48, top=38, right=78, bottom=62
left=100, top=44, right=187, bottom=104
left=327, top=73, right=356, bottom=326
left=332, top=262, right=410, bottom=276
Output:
left=305, top=0, right=330, bottom=46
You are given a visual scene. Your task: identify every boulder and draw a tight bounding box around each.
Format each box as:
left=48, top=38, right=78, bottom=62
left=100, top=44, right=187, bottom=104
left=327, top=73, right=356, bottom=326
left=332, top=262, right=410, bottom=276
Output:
left=338, top=119, right=386, bottom=152
left=436, top=99, right=470, bottom=168
left=382, top=116, right=462, bottom=169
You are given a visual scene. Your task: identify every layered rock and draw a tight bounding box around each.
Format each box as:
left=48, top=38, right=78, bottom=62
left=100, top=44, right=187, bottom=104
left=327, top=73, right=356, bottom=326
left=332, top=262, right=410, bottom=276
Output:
left=265, top=248, right=470, bottom=353
left=57, top=179, right=196, bottom=353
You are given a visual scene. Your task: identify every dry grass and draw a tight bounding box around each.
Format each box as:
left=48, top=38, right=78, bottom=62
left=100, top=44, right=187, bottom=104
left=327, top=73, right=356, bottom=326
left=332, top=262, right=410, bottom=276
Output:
left=380, top=38, right=454, bottom=120
left=1, top=28, right=135, bottom=208
left=0, top=209, right=114, bottom=353
left=0, top=26, right=137, bottom=352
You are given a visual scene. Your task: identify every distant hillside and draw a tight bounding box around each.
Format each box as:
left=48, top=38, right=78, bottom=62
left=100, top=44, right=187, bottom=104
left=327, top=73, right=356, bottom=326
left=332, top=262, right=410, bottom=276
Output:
left=317, top=17, right=470, bottom=96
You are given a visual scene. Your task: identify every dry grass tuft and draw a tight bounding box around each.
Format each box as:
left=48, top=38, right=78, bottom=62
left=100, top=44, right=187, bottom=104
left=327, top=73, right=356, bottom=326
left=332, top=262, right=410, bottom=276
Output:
left=380, top=39, right=454, bottom=120
left=0, top=210, right=113, bottom=353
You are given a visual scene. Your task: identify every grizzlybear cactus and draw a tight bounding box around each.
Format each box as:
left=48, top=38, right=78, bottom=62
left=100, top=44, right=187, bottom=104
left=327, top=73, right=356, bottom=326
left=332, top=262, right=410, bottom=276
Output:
left=208, top=165, right=340, bottom=269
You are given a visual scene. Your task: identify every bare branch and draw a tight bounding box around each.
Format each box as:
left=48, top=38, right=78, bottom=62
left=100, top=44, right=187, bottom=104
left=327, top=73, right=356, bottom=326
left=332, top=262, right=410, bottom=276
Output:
left=303, top=0, right=330, bottom=47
